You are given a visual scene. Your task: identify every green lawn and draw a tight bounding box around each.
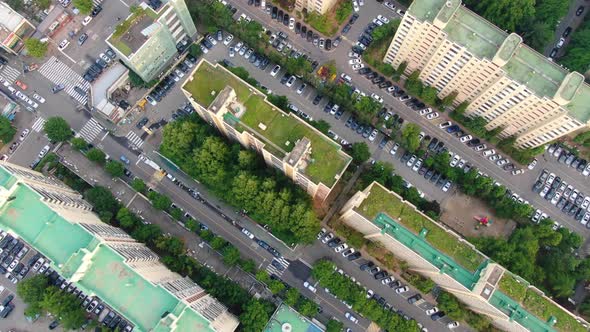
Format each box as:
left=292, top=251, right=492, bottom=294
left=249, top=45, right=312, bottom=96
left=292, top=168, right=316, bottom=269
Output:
left=184, top=61, right=351, bottom=187
left=498, top=273, right=527, bottom=303
left=357, top=184, right=485, bottom=272
left=522, top=289, right=586, bottom=332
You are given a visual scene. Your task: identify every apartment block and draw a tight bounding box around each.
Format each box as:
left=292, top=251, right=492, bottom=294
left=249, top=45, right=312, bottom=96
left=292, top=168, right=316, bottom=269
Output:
left=0, top=2, right=35, bottom=55
left=0, top=162, right=239, bottom=332
left=181, top=59, right=352, bottom=203
left=383, top=0, right=590, bottom=148
left=295, top=0, right=338, bottom=15
left=339, top=181, right=589, bottom=332
left=264, top=303, right=324, bottom=331
left=106, top=0, right=197, bottom=82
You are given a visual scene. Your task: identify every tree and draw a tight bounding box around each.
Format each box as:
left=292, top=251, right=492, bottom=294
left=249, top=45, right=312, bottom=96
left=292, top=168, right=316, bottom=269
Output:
left=73, top=0, right=93, bottom=14
left=86, top=148, right=106, bottom=164
left=131, top=178, right=146, bottom=192
left=284, top=288, right=300, bottom=306
left=105, top=161, right=125, bottom=177
left=404, top=71, right=423, bottom=96
left=437, top=291, right=464, bottom=321
left=24, top=38, right=48, bottom=58
left=239, top=300, right=271, bottom=332
left=34, top=0, right=51, bottom=9
left=132, top=223, right=161, bottom=244
left=85, top=187, right=118, bottom=217
left=128, top=70, right=157, bottom=88
left=353, top=96, right=381, bottom=123
left=222, top=245, right=241, bottom=266
left=239, top=258, right=256, bottom=273
left=326, top=319, right=344, bottom=332
left=268, top=279, right=285, bottom=294
left=350, top=142, right=371, bottom=163
left=464, top=0, right=535, bottom=32
left=522, top=21, right=554, bottom=52
left=297, top=299, right=318, bottom=317
left=44, top=116, right=72, bottom=142
left=6, top=0, right=23, bottom=11
left=439, top=92, right=457, bottom=109
left=0, top=117, right=16, bottom=144
left=421, top=86, right=438, bottom=105
left=148, top=191, right=172, bottom=210
left=155, top=236, right=185, bottom=256
left=17, top=275, right=49, bottom=317
left=170, top=207, right=183, bottom=220
left=401, top=123, right=421, bottom=153
left=310, top=119, right=330, bottom=134
left=71, top=137, right=88, bottom=150
left=116, top=207, right=137, bottom=229
left=40, top=287, right=86, bottom=330
left=267, top=94, right=289, bottom=111
left=210, top=236, right=227, bottom=250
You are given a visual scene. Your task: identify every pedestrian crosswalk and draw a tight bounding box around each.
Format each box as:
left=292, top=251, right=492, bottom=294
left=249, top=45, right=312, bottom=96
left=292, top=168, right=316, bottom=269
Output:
left=92, top=0, right=103, bottom=6
left=266, top=257, right=290, bottom=277
left=38, top=56, right=90, bottom=105
left=125, top=131, right=144, bottom=149
left=76, top=118, right=104, bottom=143
left=0, top=65, right=21, bottom=84
left=31, top=117, right=46, bottom=132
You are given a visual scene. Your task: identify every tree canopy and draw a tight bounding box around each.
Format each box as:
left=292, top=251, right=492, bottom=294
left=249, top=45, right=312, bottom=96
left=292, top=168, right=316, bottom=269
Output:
left=24, top=38, right=48, bottom=58
left=105, top=160, right=125, bottom=177
left=44, top=117, right=72, bottom=142
left=400, top=123, right=421, bottom=153
left=86, top=148, right=106, bottom=164
left=73, top=0, right=93, bottom=14
left=0, top=117, right=16, bottom=144
left=350, top=142, right=371, bottom=164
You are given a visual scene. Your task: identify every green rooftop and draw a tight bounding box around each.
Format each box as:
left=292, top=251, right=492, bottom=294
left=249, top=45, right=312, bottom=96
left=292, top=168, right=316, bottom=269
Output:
left=504, top=46, right=568, bottom=98
left=170, top=306, right=215, bottom=332
left=355, top=183, right=486, bottom=272
left=443, top=7, right=508, bottom=60
left=107, top=4, right=163, bottom=57
left=0, top=185, right=94, bottom=267
left=264, top=303, right=324, bottom=332
left=564, top=84, right=590, bottom=123
left=497, top=273, right=586, bottom=332
left=183, top=60, right=352, bottom=187
left=77, top=245, right=181, bottom=331
left=408, top=0, right=447, bottom=22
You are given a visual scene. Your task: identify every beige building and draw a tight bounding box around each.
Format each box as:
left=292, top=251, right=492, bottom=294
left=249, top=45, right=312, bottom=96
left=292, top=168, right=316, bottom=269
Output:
left=106, top=0, right=197, bottom=82
left=384, top=0, right=590, bottom=148
left=295, top=0, right=338, bottom=15
left=0, top=162, right=239, bottom=332
left=181, top=60, right=352, bottom=203
left=0, top=2, right=35, bottom=55
left=339, top=181, right=589, bottom=332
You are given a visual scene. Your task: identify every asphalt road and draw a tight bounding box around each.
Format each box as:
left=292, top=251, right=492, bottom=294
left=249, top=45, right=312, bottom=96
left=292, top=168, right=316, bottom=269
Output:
left=543, top=0, right=588, bottom=58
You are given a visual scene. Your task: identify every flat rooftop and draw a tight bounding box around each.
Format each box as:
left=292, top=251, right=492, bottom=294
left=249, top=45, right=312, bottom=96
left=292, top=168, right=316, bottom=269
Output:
left=408, top=0, right=447, bottom=22
left=107, top=4, right=163, bottom=57
left=443, top=7, right=508, bottom=60
left=564, top=83, right=590, bottom=123
left=264, top=303, right=324, bottom=332
left=504, top=46, right=568, bottom=98
left=183, top=60, right=351, bottom=187
left=0, top=2, right=27, bottom=31
left=355, top=183, right=486, bottom=272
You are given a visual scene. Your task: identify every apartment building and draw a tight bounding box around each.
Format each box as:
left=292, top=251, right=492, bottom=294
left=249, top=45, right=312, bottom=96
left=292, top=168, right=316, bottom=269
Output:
left=339, top=181, right=588, bottom=332
left=0, top=162, right=239, bottom=332
left=295, top=0, right=338, bottom=15
left=106, top=0, right=197, bottom=82
left=264, top=303, right=324, bottom=331
left=383, top=0, right=590, bottom=148
left=0, top=2, right=35, bottom=55
left=181, top=59, right=352, bottom=203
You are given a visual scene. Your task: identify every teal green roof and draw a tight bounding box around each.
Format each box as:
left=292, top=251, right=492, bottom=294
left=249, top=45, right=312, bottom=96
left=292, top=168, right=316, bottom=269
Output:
left=408, top=0, right=447, bottom=22
left=490, top=290, right=556, bottom=332
left=504, top=46, right=568, bottom=98
left=77, top=245, right=181, bottom=332
left=373, top=213, right=488, bottom=290
left=0, top=185, right=94, bottom=267
left=0, top=167, right=17, bottom=189
left=171, top=306, right=216, bottom=332
left=443, top=7, right=508, bottom=59
left=564, top=84, right=590, bottom=123
left=264, top=304, right=323, bottom=332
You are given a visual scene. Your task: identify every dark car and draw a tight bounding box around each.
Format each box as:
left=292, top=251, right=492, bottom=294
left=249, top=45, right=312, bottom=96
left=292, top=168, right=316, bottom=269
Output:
left=327, top=238, right=341, bottom=248
left=271, top=6, right=277, bottom=19
left=576, top=6, right=585, bottom=16
left=2, top=294, right=13, bottom=306
left=49, top=320, right=59, bottom=330
left=78, top=33, right=88, bottom=45
left=349, top=13, right=359, bottom=24
left=312, top=94, right=322, bottom=105
left=301, top=25, right=307, bottom=37
left=295, top=22, right=301, bottom=33
left=306, top=30, right=313, bottom=42
left=91, top=5, right=102, bottom=16
left=549, top=48, right=558, bottom=59
left=407, top=294, right=422, bottom=304
left=431, top=312, right=446, bottom=321
left=358, top=67, right=371, bottom=75
left=424, top=169, right=435, bottom=180
left=0, top=56, right=7, bottom=65
left=563, top=27, right=573, bottom=38
left=283, top=14, right=289, bottom=25
left=347, top=252, right=361, bottom=260
left=374, top=271, right=388, bottom=279
left=360, top=261, right=374, bottom=271
left=325, top=39, right=332, bottom=50
left=342, top=24, right=352, bottom=34
left=277, top=9, right=283, bottom=21
left=136, top=117, right=149, bottom=129
left=109, top=315, right=122, bottom=329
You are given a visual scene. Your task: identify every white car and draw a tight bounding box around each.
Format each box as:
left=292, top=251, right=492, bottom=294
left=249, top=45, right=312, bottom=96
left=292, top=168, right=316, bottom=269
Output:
left=174, top=68, right=185, bottom=78
left=406, top=155, right=417, bottom=167
left=289, top=17, right=295, bottom=30
left=229, top=47, right=235, bottom=57
left=583, top=164, right=590, bottom=176
left=419, top=108, right=432, bottom=115
left=439, top=121, right=452, bottom=129
left=352, top=63, right=365, bottom=70
left=353, top=0, right=359, bottom=12
left=412, top=158, right=423, bottom=172
left=206, top=34, right=217, bottom=45
left=425, top=307, right=438, bottom=315
left=348, top=51, right=360, bottom=58
left=448, top=321, right=460, bottom=329
left=349, top=58, right=361, bottom=65
left=384, top=1, right=395, bottom=11
left=321, top=233, right=334, bottom=244
left=371, top=93, right=383, bottom=103
left=19, top=129, right=30, bottom=141
left=372, top=18, right=384, bottom=26
left=199, top=43, right=208, bottom=54
left=527, top=159, right=537, bottom=170
left=82, top=16, right=93, bottom=26
left=38, top=145, right=50, bottom=158
left=556, top=37, right=565, bottom=48
left=58, top=39, right=70, bottom=50
left=369, top=129, right=378, bottom=142
left=285, top=75, right=296, bottom=87
left=389, top=143, right=399, bottom=155
left=223, top=34, right=233, bottom=46
left=582, top=196, right=590, bottom=210
left=345, top=312, right=359, bottom=324
left=442, top=181, right=452, bottom=192
left=296, top=83, right=307, bottom=95
left=32, top=258, right=45, bottom=271
left=366, top=289, right=374, bottom=299
left=531, top=209, right=542, bottom=223
left=303, top=281, right=317, bottom=293
left=334, top=243, right=348, bottom=252
left=396, top=9, right=405, bottom=16
left=270, top=65, right=281, bottom=77
left=377, top=15, right=390, bottom=24
left=449, top=155, right=461, bottom=167
left=426, top=112, right=439, bottom=120
left=459, top=135, right=472, bottom=143
left=395, top=286, right=409, bottom=294
left=241, top=228, right=254, bottom=239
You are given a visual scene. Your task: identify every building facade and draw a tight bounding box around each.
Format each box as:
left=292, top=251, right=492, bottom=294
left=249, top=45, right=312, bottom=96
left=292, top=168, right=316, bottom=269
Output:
left=0, top=162, right=239, bottom=332
left=0, top=2, right=35, bottom=55
left=181, top=60, right=352, bottom=204
left=106, top=0, right=197, bottom=82
left=294, top=0, right=338, bottom=14
left=383, top=0, right=590, bottom=148
left=339, top=181, right=588, bottom=332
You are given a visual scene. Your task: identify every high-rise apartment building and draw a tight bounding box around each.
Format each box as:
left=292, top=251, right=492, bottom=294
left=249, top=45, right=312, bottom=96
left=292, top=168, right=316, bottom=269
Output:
left=384, top=0, right=590, bottom=148
left=295, top=0, right=338, bottom=15
left=106, top=0, right=197, bottom=82
left=0, top=2, right=35, bottom=55
left=181, top=60, right=352, bottom=203
left=339, top=181, right=589, bottom=332
left=0, top=162, right=239, bottom=332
